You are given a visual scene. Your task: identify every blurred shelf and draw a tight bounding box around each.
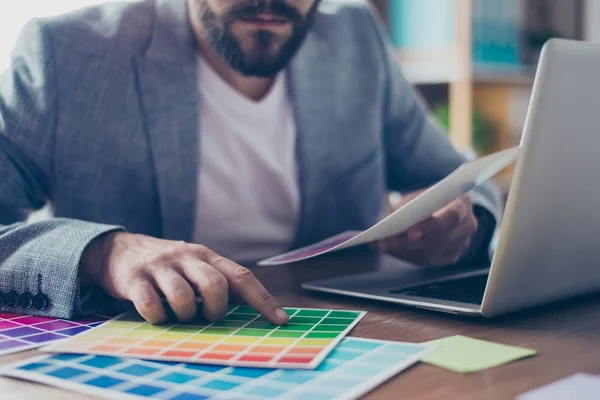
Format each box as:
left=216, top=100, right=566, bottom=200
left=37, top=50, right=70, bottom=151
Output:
left=396, top=52, right=537, bottom=86
left=400, top=64, right=537, bottom=86
left=399, top=62, right=462, bottom=84
left=473, top=66, right=536, bottom=86
left=395, top=49, right=464, bottom=85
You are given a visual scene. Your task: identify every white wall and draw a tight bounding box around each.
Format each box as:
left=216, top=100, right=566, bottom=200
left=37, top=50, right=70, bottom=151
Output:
left=584, top=0, right=600, bottom=42
left=0, top=1, right=114, bottom=72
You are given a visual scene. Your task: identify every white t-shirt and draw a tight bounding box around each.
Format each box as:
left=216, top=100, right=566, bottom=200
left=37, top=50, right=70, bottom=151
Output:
left=193, top=57, right=300, bottom=263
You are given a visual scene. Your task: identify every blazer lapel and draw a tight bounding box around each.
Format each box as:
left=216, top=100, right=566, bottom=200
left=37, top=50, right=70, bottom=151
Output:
left=288, top=29, right=339, bottom=249
left=135, top=0, right=199, bottom=241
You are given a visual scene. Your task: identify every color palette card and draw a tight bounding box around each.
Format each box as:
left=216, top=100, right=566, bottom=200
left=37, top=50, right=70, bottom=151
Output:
left=43, top=306, right=365, bottom=369
left=3, top=337, right=434, bottom=400
left=0, top=312, right=112, bottom=356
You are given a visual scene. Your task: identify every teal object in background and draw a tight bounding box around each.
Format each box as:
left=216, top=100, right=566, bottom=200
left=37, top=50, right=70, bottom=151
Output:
left=388, top=0, right=455, bottom=50
left=472, top=0, right=523, bottom=69
left=388, top=0, right=524, bottom=69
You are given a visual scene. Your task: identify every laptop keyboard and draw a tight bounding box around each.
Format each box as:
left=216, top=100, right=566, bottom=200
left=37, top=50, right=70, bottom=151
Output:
left=390, top=274, right=489, bottom=305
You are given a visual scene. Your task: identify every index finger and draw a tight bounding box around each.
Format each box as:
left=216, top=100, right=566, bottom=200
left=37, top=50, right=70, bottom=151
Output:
left=200, top=250, right=289, bottom=325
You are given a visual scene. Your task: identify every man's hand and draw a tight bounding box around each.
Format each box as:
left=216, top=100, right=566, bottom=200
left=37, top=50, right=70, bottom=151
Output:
left=375, top=190, right=478, bottom=267
left=80, top=232, right=289, bottom=325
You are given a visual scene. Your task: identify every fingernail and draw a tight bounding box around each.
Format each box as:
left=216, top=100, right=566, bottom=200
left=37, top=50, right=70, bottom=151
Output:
left=275, top=308, right=289, bottom=322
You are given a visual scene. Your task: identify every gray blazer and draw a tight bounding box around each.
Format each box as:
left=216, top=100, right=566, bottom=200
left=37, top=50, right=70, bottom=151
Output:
left=0, top=0, right=500, bottom=318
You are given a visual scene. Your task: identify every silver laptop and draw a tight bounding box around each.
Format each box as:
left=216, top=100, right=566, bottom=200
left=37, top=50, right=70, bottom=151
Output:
left=302, top=38, right=600, bottom=317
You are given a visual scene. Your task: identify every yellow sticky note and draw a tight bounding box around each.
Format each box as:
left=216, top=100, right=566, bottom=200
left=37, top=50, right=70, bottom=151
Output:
left=420, top=335, right=536, bottom=373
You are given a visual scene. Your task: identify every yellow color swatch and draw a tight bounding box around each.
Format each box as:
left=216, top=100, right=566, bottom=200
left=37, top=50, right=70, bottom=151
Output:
left=154, top=332, right=193, bottom=341
left=223, top=336, right=260, bottom=345
left=260, top=338, right=296, bottom=346
left=189, top=334, right=227, bottom=343
left=85, top=328, right=122, bottom=337
left=120, top=331, right=156, bottom=339
left=42, top=307, right=366, bottom=369
left=296, top=339, right=332, bottom=347
left=102, top=321, right=141, bottom=330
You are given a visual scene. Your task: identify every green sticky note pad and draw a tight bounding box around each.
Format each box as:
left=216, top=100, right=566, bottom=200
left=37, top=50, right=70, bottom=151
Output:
left=420, top=335, right=536, bottom=373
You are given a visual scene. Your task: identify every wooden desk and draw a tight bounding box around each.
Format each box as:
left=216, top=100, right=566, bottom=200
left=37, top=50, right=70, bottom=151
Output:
left=2, top=249, right=600, bottom=399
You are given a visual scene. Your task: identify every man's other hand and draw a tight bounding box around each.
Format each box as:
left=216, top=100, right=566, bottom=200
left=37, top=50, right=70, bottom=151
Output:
left=375, top=190, right=478, bottom=267
left=80, top=233, right=289, bottom=325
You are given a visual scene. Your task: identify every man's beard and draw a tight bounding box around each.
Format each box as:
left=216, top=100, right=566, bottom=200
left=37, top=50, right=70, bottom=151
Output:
left=195, top=0, right=319, bottom=77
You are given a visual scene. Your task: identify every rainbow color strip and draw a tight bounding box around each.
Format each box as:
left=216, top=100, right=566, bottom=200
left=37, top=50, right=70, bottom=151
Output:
left=43, top=306, right=365, bottom=369
left=3, top=338, right=434, bottom=400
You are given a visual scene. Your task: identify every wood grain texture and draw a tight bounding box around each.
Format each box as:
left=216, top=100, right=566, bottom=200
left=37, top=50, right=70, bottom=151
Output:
left=449, top=0, right=474, bottom=151
left=2, top=248, right=600, bottom=399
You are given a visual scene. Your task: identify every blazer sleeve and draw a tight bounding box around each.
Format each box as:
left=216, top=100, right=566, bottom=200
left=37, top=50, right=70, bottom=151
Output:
left=0, top=19, right=122, bottom=319
left=361, top=5, right=503, bottom=265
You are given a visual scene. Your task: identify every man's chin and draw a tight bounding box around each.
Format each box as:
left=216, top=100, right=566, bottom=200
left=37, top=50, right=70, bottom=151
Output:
left=216, top=27, right=304, bottom=77
left=234, top=47, right=289, bottom=77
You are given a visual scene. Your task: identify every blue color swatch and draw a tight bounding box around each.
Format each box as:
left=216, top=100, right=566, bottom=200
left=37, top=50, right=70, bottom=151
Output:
left=4, top=338, right=433, bottom=399
left=201, top=379, right=241, bottom=391
left=117, top=364, right=160, bottom=377
left=85, top=375, right=125, bottom=388
left=125, top=385, right=165, bottom=397
left=81, top=355, right=123, bottom=369
left=47, top=367, right=87, bottom=380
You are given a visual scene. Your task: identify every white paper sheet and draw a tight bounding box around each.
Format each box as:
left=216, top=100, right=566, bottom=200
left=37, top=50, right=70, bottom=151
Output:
left=258, top=146, right=519, bottom=266
left=516, top=373, right=600, bottom=400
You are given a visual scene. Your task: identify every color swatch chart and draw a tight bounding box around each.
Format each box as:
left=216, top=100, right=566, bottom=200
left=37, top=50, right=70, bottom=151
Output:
left=44, top=306, right=365, bottom=369
left=4, top=337, right=433, bottom=400
left=0, top=312, right=110, bottom=356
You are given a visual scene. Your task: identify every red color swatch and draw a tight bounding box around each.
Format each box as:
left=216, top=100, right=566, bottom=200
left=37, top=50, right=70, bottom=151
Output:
left=278, top=355, right=315, bottom=364
left=238, top=354, right=275, bottom=362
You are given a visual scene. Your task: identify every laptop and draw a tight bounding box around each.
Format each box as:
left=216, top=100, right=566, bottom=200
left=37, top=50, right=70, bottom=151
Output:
left=302, top=38, right=600, bottom=317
